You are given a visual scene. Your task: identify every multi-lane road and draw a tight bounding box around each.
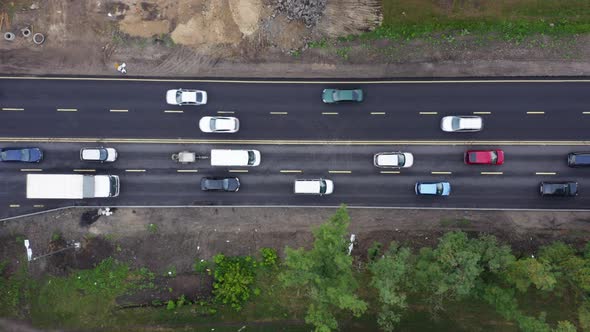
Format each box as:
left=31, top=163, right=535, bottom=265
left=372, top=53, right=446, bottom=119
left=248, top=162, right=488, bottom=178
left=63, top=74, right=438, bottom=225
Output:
left=1, top=77, right=590, bottom=219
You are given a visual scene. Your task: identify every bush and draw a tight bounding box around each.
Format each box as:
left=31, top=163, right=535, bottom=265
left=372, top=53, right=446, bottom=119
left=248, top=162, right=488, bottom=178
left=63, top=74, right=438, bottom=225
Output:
left=260, top=248, right=278, bottom=267
left=166, top=300, right=176, bottom=310
left=193, top=259, right=210, bottom=274
left=212, top=254, right=257, bottom=311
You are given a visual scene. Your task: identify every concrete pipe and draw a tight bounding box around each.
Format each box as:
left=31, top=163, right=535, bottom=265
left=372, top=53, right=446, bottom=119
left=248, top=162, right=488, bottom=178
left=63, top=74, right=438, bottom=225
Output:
left=21, top=28, right=32, bottom=37
left=33, top=33, right=45, bottom=45
left=4, top=32, right=15, bottom=41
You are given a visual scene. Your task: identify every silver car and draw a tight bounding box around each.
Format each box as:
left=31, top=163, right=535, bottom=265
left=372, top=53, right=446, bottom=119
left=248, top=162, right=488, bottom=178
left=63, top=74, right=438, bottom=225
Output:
left=440, top=116, right=482, bottom=132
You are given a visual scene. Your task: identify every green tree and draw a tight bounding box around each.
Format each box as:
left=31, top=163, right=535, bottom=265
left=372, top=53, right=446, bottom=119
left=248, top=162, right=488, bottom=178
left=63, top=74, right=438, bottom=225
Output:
left=505, top=258, right=556, bottom=292
left=579, top=301, right=590, bottom=332
left=553, top=321, right=578, bottom=332
left=369, top=242, right=411, bottom=332
left=539, top=241, right=590, bottom=293
left=280, top=205, right=367, bottom=332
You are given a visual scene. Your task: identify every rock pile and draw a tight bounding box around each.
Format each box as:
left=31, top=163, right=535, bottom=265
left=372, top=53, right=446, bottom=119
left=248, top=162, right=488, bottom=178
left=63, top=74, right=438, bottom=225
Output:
left=274, top=0, right=327, bottom=27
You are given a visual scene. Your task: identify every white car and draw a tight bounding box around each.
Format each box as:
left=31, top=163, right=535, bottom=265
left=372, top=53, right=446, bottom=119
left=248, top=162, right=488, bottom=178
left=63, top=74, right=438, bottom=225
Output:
left=80, top=147, right=118, bottom=162
left=373, top=152, right=414, bottom=168
left=441, top=116, right=482, bottom=132
left=199, top=116, right=240, bottom=133
left=166, top=89, right=207, bottom=105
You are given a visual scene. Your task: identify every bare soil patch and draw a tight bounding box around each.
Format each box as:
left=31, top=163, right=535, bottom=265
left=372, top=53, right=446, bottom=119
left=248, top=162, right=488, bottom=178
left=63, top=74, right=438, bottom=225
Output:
left=1, top=0, right=587, bottom=77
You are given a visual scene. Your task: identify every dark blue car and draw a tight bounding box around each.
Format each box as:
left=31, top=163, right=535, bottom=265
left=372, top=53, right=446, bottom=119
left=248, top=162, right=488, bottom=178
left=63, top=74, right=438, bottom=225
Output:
left=0, top=148, right=43, bottom=162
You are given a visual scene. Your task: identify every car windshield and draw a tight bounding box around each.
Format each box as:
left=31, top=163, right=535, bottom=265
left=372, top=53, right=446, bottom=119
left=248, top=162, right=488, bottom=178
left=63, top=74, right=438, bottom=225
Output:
left=176, top=91, right=182, bottom=104
left=222, top=179, right=230, bottom=190
left=320, top=180, right=326, bottom=194
left=490, top=151, right=497, bottom=163
left=452, top=118, right=461, bottom=129
left=196, top=92, right=202, bottom=103
left=248, top=151, right=256, bottom=165
left=210, top=118, right=217, bottom=130
left=436, top=183, right=443, bottom=194
left=109, top=177, right=118, bottom=196
left=99, top=149, right=107, bottom=160
left=398, top=154, right=405, bottom=165
left=332, top=90, right=340, bottom=101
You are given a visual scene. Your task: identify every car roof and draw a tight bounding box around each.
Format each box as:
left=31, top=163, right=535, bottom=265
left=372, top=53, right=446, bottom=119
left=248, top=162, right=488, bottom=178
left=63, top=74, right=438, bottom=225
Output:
left=376, top=153, right=400, bottom=166
left=213, top=118, right=235, bottom=130
left=419, top=183, right=438, bottom=194
left=180, top=90, right=198, bottom=103
left=460, top=117, right=482, bottom=129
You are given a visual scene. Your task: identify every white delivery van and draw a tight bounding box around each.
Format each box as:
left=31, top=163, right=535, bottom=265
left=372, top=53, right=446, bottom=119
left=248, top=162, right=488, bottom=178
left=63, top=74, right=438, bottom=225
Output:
left=294, top=179, right=334, bottom=195
left=26, top=174, right=120, bottom=199
left=210, top=149, right=261, bottom=166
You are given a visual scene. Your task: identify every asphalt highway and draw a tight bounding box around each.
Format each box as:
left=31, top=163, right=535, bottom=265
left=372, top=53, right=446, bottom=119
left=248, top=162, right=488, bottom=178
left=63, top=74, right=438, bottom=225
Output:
left=1, top=78, right=590, bottom=140
left=2, top=142, right=590, bottom=219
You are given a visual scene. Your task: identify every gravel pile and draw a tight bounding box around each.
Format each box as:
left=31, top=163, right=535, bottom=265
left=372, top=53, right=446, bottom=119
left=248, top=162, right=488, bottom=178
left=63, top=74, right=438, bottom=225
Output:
left=274, top=0, right=327, bottom=27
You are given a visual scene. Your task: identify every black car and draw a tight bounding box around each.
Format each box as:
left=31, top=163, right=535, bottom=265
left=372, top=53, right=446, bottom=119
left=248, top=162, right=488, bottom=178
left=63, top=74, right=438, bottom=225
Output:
left=567, top=152, right=590, bottom=167
left=200, top=177, right=240, bottom=192
left=0, top=147, right=43, bottom=162
left=540, top=182, right=578, bottom=197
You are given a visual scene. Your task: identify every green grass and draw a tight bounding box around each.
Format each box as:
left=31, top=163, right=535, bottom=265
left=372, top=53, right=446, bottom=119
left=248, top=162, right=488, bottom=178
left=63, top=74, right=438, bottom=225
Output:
left=369, top=0, right=590, bottom=41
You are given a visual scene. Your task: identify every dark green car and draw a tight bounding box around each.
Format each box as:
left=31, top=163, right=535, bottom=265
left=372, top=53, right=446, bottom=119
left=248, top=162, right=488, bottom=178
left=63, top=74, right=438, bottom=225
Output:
left=322, top=89, right=364, bottom=103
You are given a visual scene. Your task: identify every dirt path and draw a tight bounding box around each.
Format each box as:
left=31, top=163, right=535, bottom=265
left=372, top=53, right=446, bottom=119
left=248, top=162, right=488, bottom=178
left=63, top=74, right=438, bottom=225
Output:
left=2, top=207, right=590, bottom=279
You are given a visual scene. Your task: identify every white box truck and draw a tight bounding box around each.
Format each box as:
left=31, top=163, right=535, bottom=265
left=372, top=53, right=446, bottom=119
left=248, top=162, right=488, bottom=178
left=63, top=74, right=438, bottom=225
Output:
left=26, top=174, right=120, bottom=199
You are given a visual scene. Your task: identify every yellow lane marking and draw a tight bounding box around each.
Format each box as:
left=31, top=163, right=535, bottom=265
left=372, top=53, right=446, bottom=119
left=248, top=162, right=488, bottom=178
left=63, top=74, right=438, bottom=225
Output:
left=583, top=112, right=590, bottom=115
left=481, top=171, right=503, bottom=175
left=527, top=111, right=545, bottom=115
left=2, top=107, right=24, bottom=111
left=57, top=108, right=77, bottom=112
left=370, top=112, right=386, bottom=115
left=33, top=204, right=44, bottom=208
left=217, top=111, right=235, bottom=114
left=270, top=112, right=288, bottom=115
left=535, top=172, right=556, bottom=175
left=3, top=76, right=590, bottom=84
left=9, top=204, right=20, bottom=208
left=73, top=169, right=96, bottom=172
left=329, top=170, right=352, bottom=174
left=473, top=111, right=491, bottom=115
left=4, top=137, right=590, bottom=146
left=164, top=110, right=184, bottom=113
left=280, top=170, right=302, bottom=173
left=229, top=169, right=248, bottom=173
left=177, top=169, right=199, bottom=173
left=431, top=171, right=452, bottom=175
left=110, top=109, right=128, bottom=113
left=380, top=170, right=400, bottom=174
left=322, top=112, right=339, bottom=115
left=125, top=169, right=146, bottom=172
left=20, top=168, right=42, bottom=172
left=419, top=112, right=438, bottom=115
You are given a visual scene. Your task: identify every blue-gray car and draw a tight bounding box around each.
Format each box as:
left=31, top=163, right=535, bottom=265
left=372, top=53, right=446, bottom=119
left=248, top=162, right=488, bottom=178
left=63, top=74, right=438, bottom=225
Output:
left=415, top=181, right=451, bottom=196
left=0, top=147, right=43, bottom=163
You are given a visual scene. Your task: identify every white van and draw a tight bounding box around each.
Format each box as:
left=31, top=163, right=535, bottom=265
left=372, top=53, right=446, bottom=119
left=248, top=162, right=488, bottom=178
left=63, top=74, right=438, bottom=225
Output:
left=294, top=179, right=334, bottom=195
left=210, top=149, right=261, bottom=166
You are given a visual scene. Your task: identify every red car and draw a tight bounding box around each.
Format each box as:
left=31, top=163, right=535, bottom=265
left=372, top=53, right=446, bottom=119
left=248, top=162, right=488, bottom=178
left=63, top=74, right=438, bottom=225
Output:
left=464, top=150, right=504, bottom=165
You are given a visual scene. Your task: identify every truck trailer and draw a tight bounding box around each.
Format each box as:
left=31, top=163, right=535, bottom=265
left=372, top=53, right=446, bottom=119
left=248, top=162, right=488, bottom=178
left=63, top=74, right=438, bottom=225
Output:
left=26, top=174, right=120, bottom=199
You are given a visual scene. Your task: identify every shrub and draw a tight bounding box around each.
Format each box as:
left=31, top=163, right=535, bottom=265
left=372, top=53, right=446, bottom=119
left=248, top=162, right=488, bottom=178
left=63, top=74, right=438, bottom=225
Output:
left=260, top=248, right=278, bottom=268
left=193, top=259, right=210, bottom=274
left=166, top=300, right=176, bottom=310
left=212, top=254, right=257, bottom=311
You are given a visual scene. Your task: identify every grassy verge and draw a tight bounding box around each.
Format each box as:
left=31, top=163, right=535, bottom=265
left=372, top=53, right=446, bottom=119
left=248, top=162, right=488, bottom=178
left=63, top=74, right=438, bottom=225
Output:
left=372, top=0, right=590, bottom=41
